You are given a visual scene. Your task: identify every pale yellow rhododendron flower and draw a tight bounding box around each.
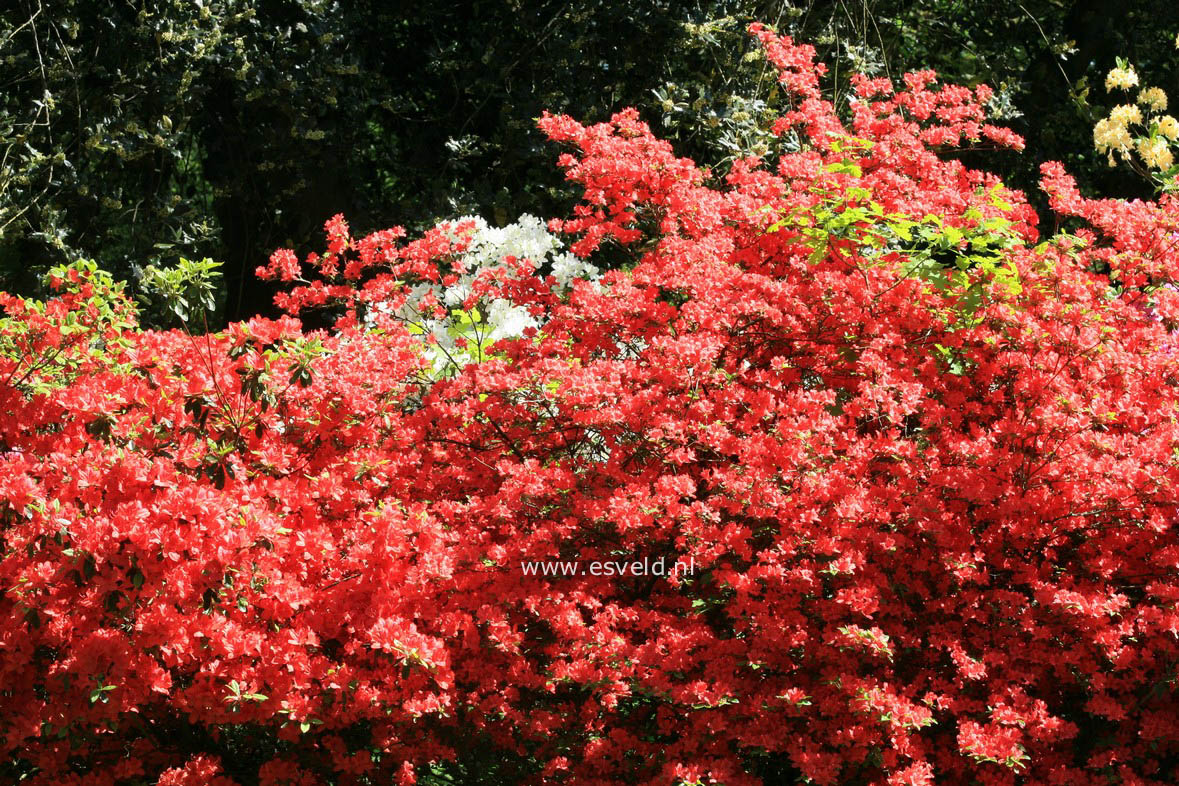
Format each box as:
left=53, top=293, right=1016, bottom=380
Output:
left=1106, top=65, right=1140, bottom=91
left=1159, top=115, right=1179, bottom=140
left=1094, top=117, right=1134, bottom=163
left=1137, top=137, right=1175, bottom=170
left=1109, top=104, right=1144, bottom=126
left=1138, top=86, right=1168, bottom=112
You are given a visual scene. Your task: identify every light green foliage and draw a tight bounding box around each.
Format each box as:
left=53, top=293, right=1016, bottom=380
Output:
left=0, top=260, right=138, bottom=394
left=770, top=171, right=1023, bottom=379
left=446, top=306, right=495, bottom=366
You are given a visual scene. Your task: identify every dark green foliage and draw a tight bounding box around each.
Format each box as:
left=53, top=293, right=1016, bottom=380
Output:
left=1, top=0, right=370, bottom=318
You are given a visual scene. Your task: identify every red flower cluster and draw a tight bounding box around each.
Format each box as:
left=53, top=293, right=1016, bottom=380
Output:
left=3, top=23, right=1179, bottom=786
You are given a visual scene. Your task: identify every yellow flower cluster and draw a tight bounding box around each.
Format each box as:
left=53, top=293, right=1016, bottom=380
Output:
left=1094, top=64, right=1178, bottom=174
left=1109, top=103, right=1143, bottom=126
left=1137, top=137, right=1174, bottom=170
left=1160, top=115, right=1179, bottom=140
left=1139, top=86, right=1168, bottom=111
left=1106, top=65, right=1139, bottom=91
left=1094, top=117, right=1134, bottom=165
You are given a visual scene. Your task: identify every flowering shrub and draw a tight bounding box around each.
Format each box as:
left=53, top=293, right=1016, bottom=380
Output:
left=369, top=213, right=597, bottom=374
left=1093, top=42, right=1179, bottom=187
left=3, top=23, right=1179, bottom=786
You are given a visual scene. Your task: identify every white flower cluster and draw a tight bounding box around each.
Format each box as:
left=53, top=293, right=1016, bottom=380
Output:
left=375, top=214, right=599, bottom=374
left=455, top=213, right=598, bottom=290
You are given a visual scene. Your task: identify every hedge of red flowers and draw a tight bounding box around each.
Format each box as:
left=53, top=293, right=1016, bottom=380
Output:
left=3, top=24, right=1179, bottom=786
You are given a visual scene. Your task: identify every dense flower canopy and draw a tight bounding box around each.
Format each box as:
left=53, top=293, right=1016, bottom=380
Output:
left=2, top=23, right=1179, bottom=786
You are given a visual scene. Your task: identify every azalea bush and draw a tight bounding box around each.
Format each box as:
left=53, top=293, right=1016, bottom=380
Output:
left=3, top=23, right=1179, bottom=786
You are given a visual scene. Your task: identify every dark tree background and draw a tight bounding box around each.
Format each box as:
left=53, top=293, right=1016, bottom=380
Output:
left=2, top=0, right=1177, bottom=324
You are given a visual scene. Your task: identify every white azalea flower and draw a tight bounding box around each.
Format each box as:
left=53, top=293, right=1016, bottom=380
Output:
left=375, top=213, right=600, bottom=375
